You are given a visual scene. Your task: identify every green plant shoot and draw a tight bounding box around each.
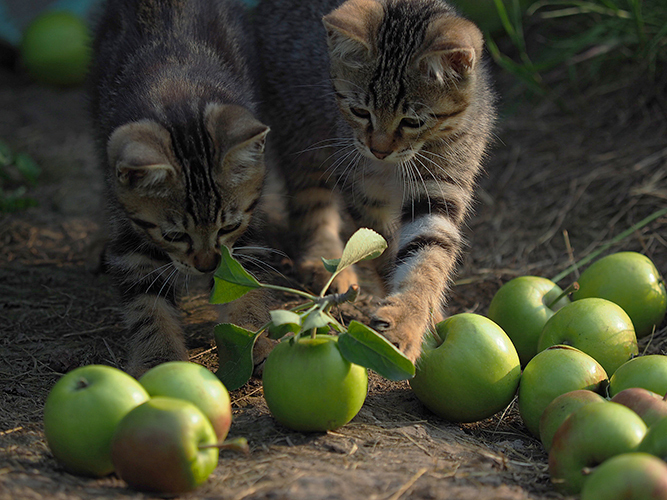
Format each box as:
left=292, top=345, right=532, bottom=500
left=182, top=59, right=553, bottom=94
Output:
left=210, top=228, right=415, bottom=390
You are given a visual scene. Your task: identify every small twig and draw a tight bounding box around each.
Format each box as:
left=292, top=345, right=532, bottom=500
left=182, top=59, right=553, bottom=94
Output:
left=399, top=430, right=434, bottom=458
left=188, top=346, right=216, bottom=361
left=552, top=207, right=667, bottom=283
left=562, top=230, right=579, bottom=280
left=314, top=284, right=360, bottom=306
left=102, top=338, right=119, bottom=367
left=0, top=426, right=23, bottom=436
left=386, top=468, right=428, bottom=500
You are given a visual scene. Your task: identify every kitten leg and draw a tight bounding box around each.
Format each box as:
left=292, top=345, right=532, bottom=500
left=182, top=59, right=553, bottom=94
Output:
left=107, top=249, right=188, bottom=377
left=370, top=215, right=462, bottom=361
left=123, top=294, right=189, bottom=377
left=288, top=185, right=358, bottom=293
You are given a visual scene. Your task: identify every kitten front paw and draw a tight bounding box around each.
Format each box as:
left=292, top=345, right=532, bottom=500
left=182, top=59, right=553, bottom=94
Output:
left=297, top=257, right=359, bottom=294
left=370, top=295, right=441, bottom=362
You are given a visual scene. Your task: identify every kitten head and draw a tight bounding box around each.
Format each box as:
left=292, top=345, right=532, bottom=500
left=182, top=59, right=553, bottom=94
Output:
left=322, top=0, right=484, bottom=163
left=108, top=103, right=269, bottom=275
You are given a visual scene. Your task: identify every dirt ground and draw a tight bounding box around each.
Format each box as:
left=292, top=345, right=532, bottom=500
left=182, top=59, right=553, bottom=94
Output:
left=1, top=40, right=666, bottom=500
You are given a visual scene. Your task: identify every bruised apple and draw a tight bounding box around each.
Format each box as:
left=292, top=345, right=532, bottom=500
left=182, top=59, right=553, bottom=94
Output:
left=111, top=397, right=219, bottom=493
left=549, top=401, right=647, bottom=494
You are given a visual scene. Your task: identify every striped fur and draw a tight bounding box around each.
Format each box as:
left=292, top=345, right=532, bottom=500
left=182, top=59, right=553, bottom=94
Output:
left=90, top=0, right=270, bottom=376
left=255, top=0, right=495, bottom=360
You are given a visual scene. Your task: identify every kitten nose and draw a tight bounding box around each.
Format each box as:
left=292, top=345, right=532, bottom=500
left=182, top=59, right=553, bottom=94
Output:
left=194, top=253, right=221, bottom=273
left=370, top=148, right=392, bottom=160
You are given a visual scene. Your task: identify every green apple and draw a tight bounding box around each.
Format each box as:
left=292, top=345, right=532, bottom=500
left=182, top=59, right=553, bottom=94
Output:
left=572, top=251, right=667, bottom=338
left=487, top=276, right=571, bottom=366
left=518, top=345, right=608, bottom=437
left=549, top=401, right=647, bottom=494
left=43, top=364, right=149, bottom=477
left=111, top=397, right=219, bottom=493
left=580, top=452, right=667, bottom=500
left=537, top=298, right=638, bottom=376
left=139, top=361, right=232, bottom=441
left=262, top=335, right=368, bottom=432
left=539, top=389, right=606, bottom=452
left=610, top=388, right=667, bottom=427
left=20, top=11, right=91, bottom=86
left=409, top=313, right=521, bottom=423
left=609, top=355, right=667, bottom=397
left=638, top=416, right=667, bottom=460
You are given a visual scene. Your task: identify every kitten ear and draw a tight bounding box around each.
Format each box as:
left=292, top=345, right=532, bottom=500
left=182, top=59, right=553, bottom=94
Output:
left=205, top=103, right=269, bottom=185
left=107, top=120, right=177, bottom=192
left=322, top=0, right=383, bottom=66
left=417, top=17, right=484, bottom=82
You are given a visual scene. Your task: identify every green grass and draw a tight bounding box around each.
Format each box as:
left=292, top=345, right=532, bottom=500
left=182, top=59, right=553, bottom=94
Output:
left=487, top=0, right=667, bottom=94
left=0, top=140, right=41, bottom=213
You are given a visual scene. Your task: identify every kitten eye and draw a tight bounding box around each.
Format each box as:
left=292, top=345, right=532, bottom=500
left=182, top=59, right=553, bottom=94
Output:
left=349, top=107, right=371, bottom=120
left=400, top=117, right=425, bottom=129
left=163, top=231, right=191, bottom=244
left=218, top=221, right=242, bottom=237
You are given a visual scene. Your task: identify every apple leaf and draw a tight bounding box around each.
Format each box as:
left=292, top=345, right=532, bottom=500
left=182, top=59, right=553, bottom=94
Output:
left=337, top=321, right=415, bottom=381
left=301, top=309, right=331, bottom=332
left=210, top=246, right=261, bottom=304
left=213, top=323, right=258, bottom=391
left=321, top=257, right=340, bottom=274
left=337, top=228, right=387, bottom=273
left=268, top=310, right=302, bottom=339
left=320, top=228, right=387, bottom=295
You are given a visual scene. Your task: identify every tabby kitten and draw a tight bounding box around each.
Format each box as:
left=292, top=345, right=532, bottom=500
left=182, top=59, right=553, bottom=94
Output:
left=90, top=0, right=270, bottom=376
left=255, top=0, right=495, bottom=361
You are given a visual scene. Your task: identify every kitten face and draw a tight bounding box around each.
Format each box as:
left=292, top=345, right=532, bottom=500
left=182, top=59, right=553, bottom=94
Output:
left=324, top=0, right=483, bottom=163
left=108, top=104, right=268, bottom=275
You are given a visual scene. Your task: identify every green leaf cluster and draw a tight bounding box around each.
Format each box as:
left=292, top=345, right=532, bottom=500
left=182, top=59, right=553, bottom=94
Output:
left=0, top=140, right=41, bottom=213
left=210, top=228, right=415, bottom=390
left=487, top=0, right=667, bottom=95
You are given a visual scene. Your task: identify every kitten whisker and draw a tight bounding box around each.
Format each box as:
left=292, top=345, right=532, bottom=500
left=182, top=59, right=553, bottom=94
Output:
left=235, top=253, right=287, bottom=281
left=330, top=77, right=367, bottom=95
left=144, top=262, right=176, bottom=293
left=410, top=157, right=432, bottom=208
left=233, top=245, right=289, bottom=259
left=154, top=267, right=179, bottom=310
left=413, top=154, right=447, bottom=202
left=163, top=269, right=181, bottom=307
left=331, top=148, right=362, bottom=193
left=322, top=143, right=358, bottom=183
left=295, top=138, right=355, bottom=157
left=418, top=150, right=465, bottom=188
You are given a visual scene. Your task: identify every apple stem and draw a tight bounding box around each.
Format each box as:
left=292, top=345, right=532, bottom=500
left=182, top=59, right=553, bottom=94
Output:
left=545, top=282, right=579, bottom=309
left=75, top=378, right=89, bottom=390
left=581, top=466, right=594, bottom=476
left=199, top=437, right=250, bottom=455
left=315, top=284, right=360, bottom=307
